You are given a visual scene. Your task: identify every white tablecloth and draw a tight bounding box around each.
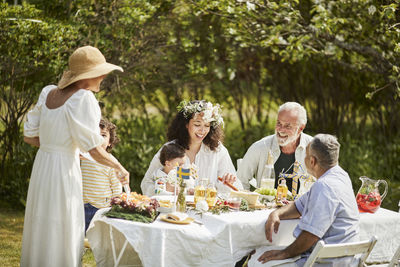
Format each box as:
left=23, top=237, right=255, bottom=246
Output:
left=359, top=208, right=400, bottom=264
left=87, top=207, right=400, bottom=267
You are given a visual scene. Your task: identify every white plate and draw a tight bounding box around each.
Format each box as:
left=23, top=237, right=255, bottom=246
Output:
left=158, top=206, right=173, bottom=213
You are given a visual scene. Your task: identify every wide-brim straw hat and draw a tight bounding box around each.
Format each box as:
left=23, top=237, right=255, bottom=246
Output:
left=58, top=46, right=123, bottom=89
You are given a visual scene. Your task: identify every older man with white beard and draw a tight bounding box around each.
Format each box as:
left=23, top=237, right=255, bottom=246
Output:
left=237, top=102, right=313, bottom=193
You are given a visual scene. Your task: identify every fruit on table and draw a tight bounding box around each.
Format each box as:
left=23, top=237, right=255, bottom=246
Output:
left=255, top=187, right=277, bottom=196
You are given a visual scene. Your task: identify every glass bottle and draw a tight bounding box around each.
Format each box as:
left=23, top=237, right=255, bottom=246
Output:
left=276, top=177, right=288, bottom=202
left=260, top=151, right=275, bottom=188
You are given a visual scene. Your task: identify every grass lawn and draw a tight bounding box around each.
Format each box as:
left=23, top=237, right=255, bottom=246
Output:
left=0, top=209, right=96, bottom=266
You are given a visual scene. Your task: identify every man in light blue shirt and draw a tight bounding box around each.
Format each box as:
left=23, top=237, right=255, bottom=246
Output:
left=258, top=134, right=360, bottom=266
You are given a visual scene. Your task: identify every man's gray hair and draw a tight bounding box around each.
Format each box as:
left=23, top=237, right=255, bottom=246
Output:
left=309, top=134, right=340, bottom=169
left=278, top=102, right=307, bottom=126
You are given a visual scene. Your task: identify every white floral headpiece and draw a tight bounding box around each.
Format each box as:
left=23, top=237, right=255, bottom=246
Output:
left=177, top=100, right=224, bottom=128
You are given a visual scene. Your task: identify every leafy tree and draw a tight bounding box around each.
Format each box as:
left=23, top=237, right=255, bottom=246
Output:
left=0, top=3, right=79, bottom=207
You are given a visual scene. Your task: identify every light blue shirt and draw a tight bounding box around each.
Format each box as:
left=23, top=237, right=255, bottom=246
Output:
left=293, top=165, right=360, bottom=266
left=294, top=165, right=360, bottom=244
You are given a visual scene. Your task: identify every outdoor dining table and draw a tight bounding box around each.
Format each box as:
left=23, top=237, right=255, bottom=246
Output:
left=87, top=198, right=400, bottom=267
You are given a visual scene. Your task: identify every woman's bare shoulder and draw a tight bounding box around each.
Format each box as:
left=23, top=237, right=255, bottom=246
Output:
left=45, top=88, right=92, bottom=109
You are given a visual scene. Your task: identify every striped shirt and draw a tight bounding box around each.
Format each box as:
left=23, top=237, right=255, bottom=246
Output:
left=81, top=155, right=122, bottom=209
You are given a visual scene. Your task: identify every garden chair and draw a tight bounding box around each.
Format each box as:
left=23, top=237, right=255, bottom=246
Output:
left=303, top=236, right=377, bottom=267
left=237, top=158, right=243, bottom=170
left=388, top=244, right=400, bottom=267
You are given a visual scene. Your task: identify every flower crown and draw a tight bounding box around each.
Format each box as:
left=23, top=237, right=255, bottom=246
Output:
left=177, top=100, right=224, bottom=128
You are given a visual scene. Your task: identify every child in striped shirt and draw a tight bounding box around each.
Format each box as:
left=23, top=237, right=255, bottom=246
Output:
left=81, top=118, right=122, bottom=232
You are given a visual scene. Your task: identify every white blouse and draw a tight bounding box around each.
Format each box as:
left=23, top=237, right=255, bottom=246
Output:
left=141, top=140, right=243, bottom=196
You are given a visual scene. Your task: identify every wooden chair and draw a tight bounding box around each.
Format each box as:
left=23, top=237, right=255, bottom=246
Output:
left=237, top=158, right=243, bottom=170
left=303, top=236, right=377, bottom=267
left=388, top=244, right=400, bottom=267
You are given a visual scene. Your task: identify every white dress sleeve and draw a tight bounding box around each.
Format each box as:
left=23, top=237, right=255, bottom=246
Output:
left=24, top=85, right=56, bottom=137
left=141, top=147, right=163, bottom=196
left=65, top=90, right=104, bottom=153
left=217, top=144, right=244, bottom=190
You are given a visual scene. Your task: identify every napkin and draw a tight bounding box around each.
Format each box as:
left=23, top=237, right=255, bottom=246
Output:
left=166, top=212, right=188, bottom=222
left=247, top=246, right=300, bottom=267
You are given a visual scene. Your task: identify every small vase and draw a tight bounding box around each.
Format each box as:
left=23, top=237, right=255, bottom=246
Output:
left=177, top=183, right=186, bottom=212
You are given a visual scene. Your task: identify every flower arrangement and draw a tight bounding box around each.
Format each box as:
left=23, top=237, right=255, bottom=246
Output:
left=177, top=100, right=224, bottom=128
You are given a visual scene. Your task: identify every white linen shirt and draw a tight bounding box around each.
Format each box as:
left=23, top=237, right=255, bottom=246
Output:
left=141, top=141, right=243, bottom=196
left=293, top=165, right=360, bottom=266
left=237, top=132, right=313, bottom=190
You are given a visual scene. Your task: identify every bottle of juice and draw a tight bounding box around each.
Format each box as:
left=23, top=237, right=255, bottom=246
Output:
left=276, top=177, right=288, bottom=201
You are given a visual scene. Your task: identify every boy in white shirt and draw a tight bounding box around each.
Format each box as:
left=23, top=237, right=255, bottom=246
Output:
left=152, top=142, right=187, bottom=196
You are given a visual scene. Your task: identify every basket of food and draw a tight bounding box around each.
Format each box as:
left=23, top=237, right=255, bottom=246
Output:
left=105, top=192, right=160, bottom=223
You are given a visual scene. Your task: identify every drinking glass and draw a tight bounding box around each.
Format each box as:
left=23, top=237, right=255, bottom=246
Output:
left=227, top=197, right=241, bottom=211
left=206, top=183, right=217, bottom=207
left=194, top=178, right=208, bottom=204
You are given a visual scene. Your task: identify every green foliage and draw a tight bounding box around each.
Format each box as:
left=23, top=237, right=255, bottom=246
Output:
left=340, top=129, right=400, bottom=211
left=0, top=1, right=399, bottom=212
left=0, top=142, right=37, bottom=209
left=111, top=115, right=166, bottom=193
left=0, top=3, right=80, bottom=208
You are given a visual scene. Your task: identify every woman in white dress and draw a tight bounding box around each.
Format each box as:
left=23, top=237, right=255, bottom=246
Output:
left=21, top=46, right=129, bottom=267
left=141, top=100, right=243, bottom=196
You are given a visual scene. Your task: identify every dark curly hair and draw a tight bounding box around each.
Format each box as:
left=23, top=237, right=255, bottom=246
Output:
left=167, top=100, right=224, bottom=151
left=100, top=118, right=120, bottom=153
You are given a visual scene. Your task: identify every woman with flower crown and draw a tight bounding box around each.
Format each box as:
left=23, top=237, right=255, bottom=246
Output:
left=141, top=100, right=243, bottom=196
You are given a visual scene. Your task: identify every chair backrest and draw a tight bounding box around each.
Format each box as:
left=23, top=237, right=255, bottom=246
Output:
left=237, top=158, right=243, bottom=170
left=303, top=236, right=377, bottom=267
left=388, top=244, right=400, bottom=267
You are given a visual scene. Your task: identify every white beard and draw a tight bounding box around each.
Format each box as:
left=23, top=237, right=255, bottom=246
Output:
left=275, top=129, right=300, bottom=147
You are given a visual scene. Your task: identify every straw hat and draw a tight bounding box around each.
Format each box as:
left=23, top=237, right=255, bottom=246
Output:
left=58, top=46, right=123, bottom=89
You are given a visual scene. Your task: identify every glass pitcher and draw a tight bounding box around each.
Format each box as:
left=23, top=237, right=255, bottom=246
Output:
left=356, top=176, right=388, bottom=213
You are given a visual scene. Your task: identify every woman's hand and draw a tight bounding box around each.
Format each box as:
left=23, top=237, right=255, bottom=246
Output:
left=221, top=173, right=237, bottom=185
left=24, top=136, right=40, bottom=147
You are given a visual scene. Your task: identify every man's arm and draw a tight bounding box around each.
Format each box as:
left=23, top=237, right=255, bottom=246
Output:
left=24, top=136, right=40, bottom=147
left=258, top=230, right=319, bottom=263
left=237, top=142, right=263, bottom=190
left=265, top=202, right=301, bottom=242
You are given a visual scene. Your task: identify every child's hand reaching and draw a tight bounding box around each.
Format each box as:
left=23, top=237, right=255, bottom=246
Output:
left=117, top=166, right=129, bottom=185
left=166, top=182, right=180, bottom=194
